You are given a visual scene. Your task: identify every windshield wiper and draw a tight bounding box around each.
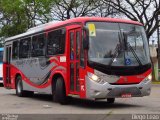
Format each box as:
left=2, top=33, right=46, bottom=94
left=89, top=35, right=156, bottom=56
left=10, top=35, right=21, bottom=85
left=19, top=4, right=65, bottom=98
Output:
left=127, top=42, right=142, bottom=66
left=109, top=32, right=143, bottom=66
left=122, top=31, right=143, bottom=66
left=109, top=32, right=123, bottom=66
left=108, top=44, right=120, bottom=66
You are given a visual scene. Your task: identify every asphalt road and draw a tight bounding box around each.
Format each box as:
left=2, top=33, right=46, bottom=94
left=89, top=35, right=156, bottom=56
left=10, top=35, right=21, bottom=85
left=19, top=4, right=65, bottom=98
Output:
left=0, top=84, right=160, bottom=115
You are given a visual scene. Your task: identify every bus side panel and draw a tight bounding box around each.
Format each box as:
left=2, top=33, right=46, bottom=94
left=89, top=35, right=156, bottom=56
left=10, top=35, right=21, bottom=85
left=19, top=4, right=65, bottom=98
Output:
left=6, top=56, right=68, bottom=94
left=48, top=56, right=68, bottom=95
left=50, top=69, right=68, bottom=95
left=10, top=64, right=23, bottom=89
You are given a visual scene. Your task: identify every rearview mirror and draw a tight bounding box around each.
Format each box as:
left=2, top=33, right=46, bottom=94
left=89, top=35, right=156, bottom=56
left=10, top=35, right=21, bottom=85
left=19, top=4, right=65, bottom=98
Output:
left=83, top=27, right=89, bottom=49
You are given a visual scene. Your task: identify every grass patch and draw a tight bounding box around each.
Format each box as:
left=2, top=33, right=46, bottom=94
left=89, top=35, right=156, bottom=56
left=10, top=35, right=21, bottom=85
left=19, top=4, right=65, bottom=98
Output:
left=152, top=81, right=160, bottom=84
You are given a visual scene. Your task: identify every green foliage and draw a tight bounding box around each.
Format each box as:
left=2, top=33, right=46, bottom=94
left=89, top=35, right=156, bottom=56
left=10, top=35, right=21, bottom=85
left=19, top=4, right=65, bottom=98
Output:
left=0, top=0, right=55, bottom=37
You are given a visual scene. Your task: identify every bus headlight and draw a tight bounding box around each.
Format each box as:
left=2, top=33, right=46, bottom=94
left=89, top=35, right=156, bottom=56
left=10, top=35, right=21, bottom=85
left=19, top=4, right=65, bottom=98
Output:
left=143, top=74, right=152, bottom=83
left=87, top=72, right=102, bottom=83
left=148, top=74, right=152, bottom=80
left=88, top=72, right=100, bottom=82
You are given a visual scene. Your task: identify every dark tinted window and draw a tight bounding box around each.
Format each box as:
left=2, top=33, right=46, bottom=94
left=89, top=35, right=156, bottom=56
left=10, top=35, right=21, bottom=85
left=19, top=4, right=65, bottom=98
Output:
left=0, top=51, right=3, bottom=62
left=76, top=31, right=80, bottom=60
left=47, top=29, right=65, bottom=55
left=32, top=34, right=46, bottom=57
left=80, top=31, right=85, bottom=67
left=70, top=32, right=74, bottom=60
left=12, top=41, right=19, bottom=59
left=19, top=37, right=31, bottom=58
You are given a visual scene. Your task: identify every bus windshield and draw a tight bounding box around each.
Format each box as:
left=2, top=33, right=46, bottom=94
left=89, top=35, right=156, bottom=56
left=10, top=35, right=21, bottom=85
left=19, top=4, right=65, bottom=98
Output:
left=0, top=51, right=3, bottom=63
left=87, top=22, right=150, bottom=67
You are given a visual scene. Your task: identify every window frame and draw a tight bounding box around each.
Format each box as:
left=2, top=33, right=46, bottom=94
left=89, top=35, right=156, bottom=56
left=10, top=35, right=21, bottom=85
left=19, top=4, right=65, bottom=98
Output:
left=12, top=40, right=19, bottom=60
left=31, top=33, right=47, bottom=58
left=19, top=37, right=31, bottom=59
left=46, top=28, right=66, bottom=56
left=80, top=29, right=85, bottom=68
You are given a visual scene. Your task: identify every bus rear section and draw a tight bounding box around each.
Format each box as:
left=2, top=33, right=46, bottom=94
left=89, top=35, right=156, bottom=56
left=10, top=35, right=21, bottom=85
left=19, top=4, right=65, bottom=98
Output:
left=3, top=17, right=152, bottom=104
left=0, top=48, right=3, bottom=83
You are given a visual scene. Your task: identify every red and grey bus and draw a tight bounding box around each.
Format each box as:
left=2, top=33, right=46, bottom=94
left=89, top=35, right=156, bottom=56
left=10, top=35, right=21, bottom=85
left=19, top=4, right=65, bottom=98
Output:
left=3, top=17, right=152, bottom=104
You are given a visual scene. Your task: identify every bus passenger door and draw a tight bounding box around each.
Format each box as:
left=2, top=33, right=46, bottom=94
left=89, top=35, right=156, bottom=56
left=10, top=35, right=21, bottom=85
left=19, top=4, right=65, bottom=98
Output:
left=69, top=28, right=81, bottom=94
left=6, top=45, right=12, bottom=88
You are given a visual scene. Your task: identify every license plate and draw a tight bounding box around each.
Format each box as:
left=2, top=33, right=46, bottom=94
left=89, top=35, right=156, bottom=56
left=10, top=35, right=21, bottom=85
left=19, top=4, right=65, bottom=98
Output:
left=121, top=93, right=132, bottom=98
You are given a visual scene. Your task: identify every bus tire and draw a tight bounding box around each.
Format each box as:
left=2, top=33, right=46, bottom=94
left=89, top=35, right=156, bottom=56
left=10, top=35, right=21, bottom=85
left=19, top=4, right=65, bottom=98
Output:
left=16, top=76, right=34, bottom=97
left=16, top=76, right=25, bottom=97
left=107, top=98, right=115, bottom=103
left=55, top=77, right=68, bottom=105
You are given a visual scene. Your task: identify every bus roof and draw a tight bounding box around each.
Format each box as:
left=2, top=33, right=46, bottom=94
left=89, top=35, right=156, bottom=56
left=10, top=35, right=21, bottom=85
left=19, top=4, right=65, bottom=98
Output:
left=5, top=17, right=143, bottom=42
left=0, top=48, right=4, bottom=51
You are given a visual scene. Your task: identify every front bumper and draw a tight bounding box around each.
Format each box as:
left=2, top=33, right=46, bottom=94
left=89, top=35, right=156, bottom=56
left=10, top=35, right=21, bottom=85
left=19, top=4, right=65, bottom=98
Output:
left=86, top=76, right=151, bottom=100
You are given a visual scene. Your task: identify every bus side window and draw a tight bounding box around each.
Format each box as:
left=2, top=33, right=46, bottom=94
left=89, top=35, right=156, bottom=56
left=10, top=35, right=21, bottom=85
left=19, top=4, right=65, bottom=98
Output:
left=19, top=37, right=31, bottom=58
left=47, top=29, right=65, bottom=55
left=76, top=31, right=80, bottom=60
left=12, top=41, right=19, bottom=59
left=70, top=32, right=74, bottom=60
left=32, top=34, right=46, bottom=57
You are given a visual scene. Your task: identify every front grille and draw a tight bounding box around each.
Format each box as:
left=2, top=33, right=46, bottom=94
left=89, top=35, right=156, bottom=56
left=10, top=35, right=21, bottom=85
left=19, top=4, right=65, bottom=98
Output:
left=107, top=87, right=141, bottom=97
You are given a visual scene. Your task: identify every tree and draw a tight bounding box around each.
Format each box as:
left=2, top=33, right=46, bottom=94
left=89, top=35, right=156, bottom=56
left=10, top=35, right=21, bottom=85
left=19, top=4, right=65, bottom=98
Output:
left=0, top=37, right=4, bottom=47
left=51, top=0, right=98, bottom=20
left=0, top=0, right=117, bottom=38
left=22, top=0, right=54, bottom=28
left=93, top=1, right=118, bottom=17
left=104, top=0, right=160, bottom=40
left=0, top=0, right=54, bottom=37
left=51, top=0, right=117, bottom=21
left=0, top=0, right=28, bottom=37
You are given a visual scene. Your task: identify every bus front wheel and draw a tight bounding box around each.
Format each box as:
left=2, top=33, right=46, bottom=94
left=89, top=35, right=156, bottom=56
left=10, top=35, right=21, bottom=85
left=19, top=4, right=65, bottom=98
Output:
left=54, top=77, right=68, bottom=105
left=16, top=76, right=33, bottom=97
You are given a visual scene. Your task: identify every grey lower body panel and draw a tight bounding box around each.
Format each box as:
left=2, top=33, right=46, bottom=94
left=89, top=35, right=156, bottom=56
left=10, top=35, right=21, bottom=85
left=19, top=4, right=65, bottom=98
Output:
left=22, top=80, right=52, bottom=94
left=86, top=76, right=151, bottom=100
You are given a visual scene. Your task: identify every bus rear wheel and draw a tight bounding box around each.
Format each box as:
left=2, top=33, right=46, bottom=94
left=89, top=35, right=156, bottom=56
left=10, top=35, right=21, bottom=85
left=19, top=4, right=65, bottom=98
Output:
left=107, top=98, right=115, bottom=103
left=16, top=76, right=33, bottom=97
left=54, top=77, right=68, bottom=105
